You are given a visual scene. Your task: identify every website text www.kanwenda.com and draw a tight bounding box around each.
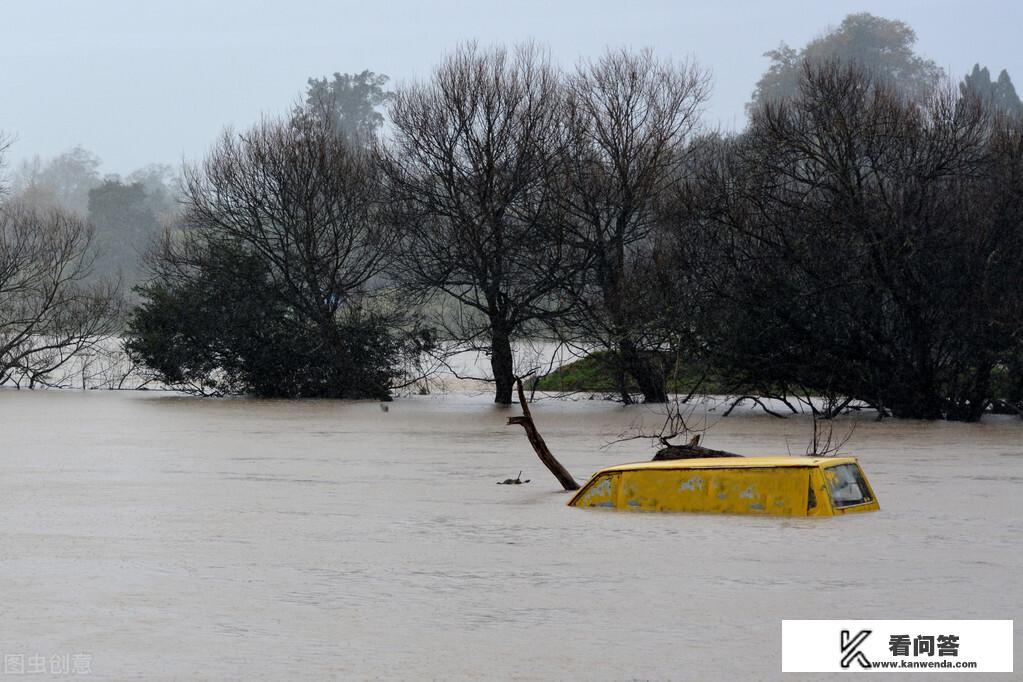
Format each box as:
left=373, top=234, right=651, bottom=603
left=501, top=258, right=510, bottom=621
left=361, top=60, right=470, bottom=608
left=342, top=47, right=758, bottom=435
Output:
left=871, top=660, right=978, bottom=669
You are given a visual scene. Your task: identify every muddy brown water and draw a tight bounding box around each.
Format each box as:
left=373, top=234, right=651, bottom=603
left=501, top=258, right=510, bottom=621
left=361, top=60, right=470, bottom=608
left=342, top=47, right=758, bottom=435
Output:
left=1, top=389, right=1020, bottom=680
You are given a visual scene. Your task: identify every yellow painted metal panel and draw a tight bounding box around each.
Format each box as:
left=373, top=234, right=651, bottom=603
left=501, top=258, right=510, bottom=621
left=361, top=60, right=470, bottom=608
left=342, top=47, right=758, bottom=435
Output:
left=584, top=467, right=812, bottom=515
left=570, top=472, right=621, bottom=509
left=568, top=457, right=880, bottom=517
left=598, top=456, right=856, bottom=472
left=806, top=467, right=832, bottom=517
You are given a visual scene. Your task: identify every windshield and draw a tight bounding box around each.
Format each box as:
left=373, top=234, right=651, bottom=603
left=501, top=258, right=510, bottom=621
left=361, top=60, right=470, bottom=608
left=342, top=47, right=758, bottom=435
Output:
left=824, top=463, right=873, bottom=508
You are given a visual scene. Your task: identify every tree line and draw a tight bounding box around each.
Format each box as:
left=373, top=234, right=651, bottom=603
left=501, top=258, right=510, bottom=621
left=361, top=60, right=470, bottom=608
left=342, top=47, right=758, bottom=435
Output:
left=674, top=64, right=1023, bottom=422
left=0, top=143, right=178, bottom=387
left=123, top=44, right=713, bottom=404
left=3, top=14, right=1022, bottom=420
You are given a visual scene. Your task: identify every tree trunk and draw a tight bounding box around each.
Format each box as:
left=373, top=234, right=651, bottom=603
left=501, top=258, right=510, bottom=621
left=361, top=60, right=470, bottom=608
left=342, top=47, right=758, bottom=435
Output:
left=507, top=379, right=580, bottom=490
left=1008, top=353, right=1023, bottom=406
left=614, top=358, right=634, bottom=405
left=619, top=338, right=668, bottom=403
left=491, top=325, right=515, bottom=404
left=887, top=378, right=945, bottom=420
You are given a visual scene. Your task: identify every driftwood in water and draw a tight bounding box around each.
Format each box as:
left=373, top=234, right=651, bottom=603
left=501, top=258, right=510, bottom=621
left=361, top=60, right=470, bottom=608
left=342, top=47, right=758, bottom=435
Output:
left=496, top=471, right=531, bottom=485
left=506, top=379, right=580, bottom=491
left=652, top=434, right=745, bottom=461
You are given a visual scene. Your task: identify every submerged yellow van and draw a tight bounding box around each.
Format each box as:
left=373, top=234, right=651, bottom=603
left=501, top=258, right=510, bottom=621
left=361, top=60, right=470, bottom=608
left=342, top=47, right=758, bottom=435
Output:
left=568, top=457, right=879, bottom=516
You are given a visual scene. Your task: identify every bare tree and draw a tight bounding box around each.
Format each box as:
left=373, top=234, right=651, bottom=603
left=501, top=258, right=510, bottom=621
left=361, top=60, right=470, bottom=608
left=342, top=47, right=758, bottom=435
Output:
left=0, top=202, right=120, bottom=387
left=179, top=115, right=392, bottom=315
left=131, top=114, right=409, bottom=398
left=9, top=146, right=102, bottom=215
left=674, top=62, right=1023, bottom=421
left=0, top=132, right=10, bottom=197
left=383, top=43, right=573, bottom=404
left=556, top=49, right=710, bottom=403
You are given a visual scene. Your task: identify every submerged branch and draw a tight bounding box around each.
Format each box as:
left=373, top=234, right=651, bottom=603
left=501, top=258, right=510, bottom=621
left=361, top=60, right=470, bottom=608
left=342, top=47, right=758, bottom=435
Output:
left=652, top=434, right=745, bottom=461
left=506, top=378, right=580, bottom=491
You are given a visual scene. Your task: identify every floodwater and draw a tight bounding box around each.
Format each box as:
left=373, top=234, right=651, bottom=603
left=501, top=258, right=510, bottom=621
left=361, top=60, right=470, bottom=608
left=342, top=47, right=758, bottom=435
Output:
left=1, top=389, right=1020, bottom=680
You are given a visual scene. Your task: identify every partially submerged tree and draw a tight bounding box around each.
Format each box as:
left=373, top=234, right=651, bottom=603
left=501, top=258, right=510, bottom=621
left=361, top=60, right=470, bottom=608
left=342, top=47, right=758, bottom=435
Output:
left=556, top=48, right=709, bottom=403
left=127, top=245, right=407, bottom=397
left=677, top=63, right=1023, bottom=421
left=383, top=43, right=572, bottom=404
left=1, top=202, right=120, bottom=387
left=126, top=115, right=421, bottom=398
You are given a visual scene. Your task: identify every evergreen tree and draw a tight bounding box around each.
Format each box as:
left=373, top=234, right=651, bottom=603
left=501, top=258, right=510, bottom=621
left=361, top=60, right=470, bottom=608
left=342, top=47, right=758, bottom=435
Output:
left=960, top=64, right=1023, bottom=116
left=994, top=69, right=1023, bottom=115
left=294, top=70, right=393, bottom=145
left=749, top=13, right=943, bottom=112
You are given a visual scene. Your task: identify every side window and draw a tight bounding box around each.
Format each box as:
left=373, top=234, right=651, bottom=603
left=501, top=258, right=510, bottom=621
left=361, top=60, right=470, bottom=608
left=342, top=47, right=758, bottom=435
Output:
left=824, top=464, right=873, bottom=508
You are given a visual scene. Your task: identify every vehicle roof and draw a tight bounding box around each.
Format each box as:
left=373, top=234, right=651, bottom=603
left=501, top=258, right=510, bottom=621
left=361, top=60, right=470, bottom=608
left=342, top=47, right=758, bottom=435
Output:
left=597, top=456, right=858, bottom=473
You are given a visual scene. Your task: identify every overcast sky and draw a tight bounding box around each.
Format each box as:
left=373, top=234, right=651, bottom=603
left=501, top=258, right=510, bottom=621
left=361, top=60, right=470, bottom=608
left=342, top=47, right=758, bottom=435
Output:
left=3, top=0, right=1020, bottom=175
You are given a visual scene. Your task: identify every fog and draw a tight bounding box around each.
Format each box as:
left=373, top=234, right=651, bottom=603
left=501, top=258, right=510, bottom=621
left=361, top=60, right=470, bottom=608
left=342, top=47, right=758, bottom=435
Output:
left=2, top=5, right=1022, bottom=676
left=2, top=0, right=1021, bottom=175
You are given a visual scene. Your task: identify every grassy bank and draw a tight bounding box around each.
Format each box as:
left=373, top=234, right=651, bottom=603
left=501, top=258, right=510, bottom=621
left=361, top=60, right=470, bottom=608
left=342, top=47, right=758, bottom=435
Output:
left=535, top=351, right=732, bottom=395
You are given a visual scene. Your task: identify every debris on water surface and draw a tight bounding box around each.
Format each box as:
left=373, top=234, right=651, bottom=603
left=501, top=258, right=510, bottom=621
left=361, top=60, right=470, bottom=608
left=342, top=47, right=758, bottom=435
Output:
left=652, top=434, right=745, bottom=460
left=497, top=471, right=531, bottom=485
